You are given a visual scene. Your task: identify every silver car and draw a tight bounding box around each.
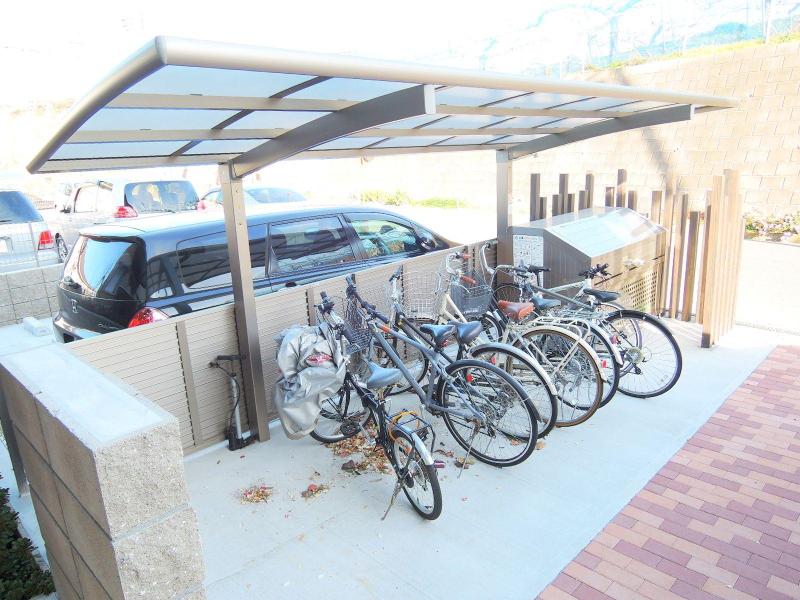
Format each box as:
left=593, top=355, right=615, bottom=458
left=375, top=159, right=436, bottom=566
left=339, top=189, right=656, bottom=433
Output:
left=0, top=190, right=60, bottom=272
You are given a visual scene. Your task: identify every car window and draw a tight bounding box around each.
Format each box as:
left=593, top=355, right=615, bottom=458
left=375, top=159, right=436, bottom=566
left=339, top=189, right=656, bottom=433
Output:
left=124, top=181, right=199, bottom=213
left=63, top=237, right=144, bottom=301
left=74, top=186, right=99, bottom=213
left=0, top=191, right=42, bottom=223
left=349, top=217, right=419, bottom=258
left=175, top=228, right=267, bottom=292
left=270, top=217, right=355, bottom=273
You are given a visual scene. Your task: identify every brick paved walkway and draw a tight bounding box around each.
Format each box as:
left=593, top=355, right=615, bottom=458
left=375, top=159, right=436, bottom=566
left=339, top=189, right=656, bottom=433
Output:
left=538, top=345, right=800, bottom=600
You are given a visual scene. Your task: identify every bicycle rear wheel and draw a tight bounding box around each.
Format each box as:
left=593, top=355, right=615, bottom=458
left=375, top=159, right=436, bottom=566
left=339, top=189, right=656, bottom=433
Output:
left=437, top=359, right=538, bottom=467
left=515, top=327, right=603, bottom=427
left=310, top=381, right=372, bottom=443
left=469, top=344, right=558, bottom=437
left=389, top=429, right=442, bottom=520
left=601, top=310, right=682, bottom=398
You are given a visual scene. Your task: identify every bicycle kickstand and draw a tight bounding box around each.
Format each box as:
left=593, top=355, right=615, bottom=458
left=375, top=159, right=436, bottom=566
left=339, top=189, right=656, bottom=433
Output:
left=458, top=422, right=480, bottom=479
left=382, top=479, right=403, bottom=521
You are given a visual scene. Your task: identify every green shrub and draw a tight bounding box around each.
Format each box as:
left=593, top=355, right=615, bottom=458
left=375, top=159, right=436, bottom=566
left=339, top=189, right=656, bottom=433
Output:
left=410, top=197, right=465, bottom=209
left=358, top=190, right=410, bottom=206
left=0, top=475, right=54, bottom=599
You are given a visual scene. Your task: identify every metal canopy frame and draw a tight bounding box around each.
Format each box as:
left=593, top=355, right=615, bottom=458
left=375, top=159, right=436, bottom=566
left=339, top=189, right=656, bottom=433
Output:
left=27, top=37, right=735, bottom=443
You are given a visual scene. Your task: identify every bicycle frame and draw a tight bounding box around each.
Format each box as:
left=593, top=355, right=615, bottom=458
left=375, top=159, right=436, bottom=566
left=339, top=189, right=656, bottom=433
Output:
left=367, top=318, right=486, bottom=424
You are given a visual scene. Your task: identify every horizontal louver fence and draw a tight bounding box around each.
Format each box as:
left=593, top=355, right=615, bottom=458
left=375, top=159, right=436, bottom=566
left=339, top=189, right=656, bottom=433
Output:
left=69, top=244, right=486, bottom=454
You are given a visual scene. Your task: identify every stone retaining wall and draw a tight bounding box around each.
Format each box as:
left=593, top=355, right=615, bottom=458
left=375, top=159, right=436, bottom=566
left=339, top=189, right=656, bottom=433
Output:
left=0, top=265, right=60, bottom=328
left=0, top=344, right=206, bottom=599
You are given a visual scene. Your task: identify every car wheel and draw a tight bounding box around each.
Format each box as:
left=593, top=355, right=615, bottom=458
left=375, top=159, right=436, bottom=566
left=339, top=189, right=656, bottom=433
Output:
left=56, top=236, right=69, bottom=262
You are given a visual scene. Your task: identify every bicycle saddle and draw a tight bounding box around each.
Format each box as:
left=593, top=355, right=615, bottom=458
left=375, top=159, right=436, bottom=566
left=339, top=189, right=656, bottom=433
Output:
left=420, top=323, right=457, bottom=347
left=531, top=296, right=560, bottom=311
left=497, top=300, right=534, bottom=321
left=365, top=362, right=404, bottom=390
left=527, top=266, right=550, bottom=274
left=584, top=289, right=620, bottom=303
left=448, top=320, right=483, bottom=345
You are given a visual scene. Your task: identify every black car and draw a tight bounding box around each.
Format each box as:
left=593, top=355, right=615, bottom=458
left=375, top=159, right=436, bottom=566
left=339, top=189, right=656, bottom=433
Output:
left=53, top=206, right=451, bottom=341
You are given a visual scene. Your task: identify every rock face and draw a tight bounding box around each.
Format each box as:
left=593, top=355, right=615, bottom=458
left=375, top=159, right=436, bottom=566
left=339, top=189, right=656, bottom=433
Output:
left=0, top=344, right=207, bottom=599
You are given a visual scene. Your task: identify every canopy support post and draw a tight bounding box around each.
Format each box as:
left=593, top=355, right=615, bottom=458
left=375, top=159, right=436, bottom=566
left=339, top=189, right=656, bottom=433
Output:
left=220, top=163, right=269, bottom=442
left=496, top=150, right=514, bottom=267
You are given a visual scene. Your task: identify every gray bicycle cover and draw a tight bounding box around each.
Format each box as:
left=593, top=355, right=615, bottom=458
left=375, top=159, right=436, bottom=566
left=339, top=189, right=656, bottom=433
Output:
left=273, top=323, right=346, bottom=439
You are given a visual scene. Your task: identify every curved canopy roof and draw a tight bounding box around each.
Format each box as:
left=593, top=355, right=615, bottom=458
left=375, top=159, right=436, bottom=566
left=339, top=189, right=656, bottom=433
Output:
left=28, top=37, right=736, bottom=177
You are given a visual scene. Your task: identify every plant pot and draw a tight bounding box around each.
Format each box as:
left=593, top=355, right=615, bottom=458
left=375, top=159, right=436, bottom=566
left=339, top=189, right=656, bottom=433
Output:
left=766, top=232, right=784, bottom=242
left=744, top=231, right=758, bottom=239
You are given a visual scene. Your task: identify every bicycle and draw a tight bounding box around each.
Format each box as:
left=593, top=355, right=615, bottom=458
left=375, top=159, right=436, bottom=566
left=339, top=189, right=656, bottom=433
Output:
left=483, top=242, right=682, bottom=399
left=360, top=264, right=559, bottom=438
left=310, top=291, right=443, bottom=520
left=470, top=246, right=606, bottom=427
left=316, top=274, right=540, bottom=468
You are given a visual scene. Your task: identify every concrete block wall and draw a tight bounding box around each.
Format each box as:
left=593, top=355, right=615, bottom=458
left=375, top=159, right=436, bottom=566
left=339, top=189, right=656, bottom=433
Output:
left=0, top=264, right=60, bottom=327
left=510, top=39, right=800, bottom=217
left=0, top=344, right=206, bottom=599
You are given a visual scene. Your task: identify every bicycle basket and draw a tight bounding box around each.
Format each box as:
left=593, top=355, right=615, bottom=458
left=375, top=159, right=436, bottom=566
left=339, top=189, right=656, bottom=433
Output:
left=390, top=271, right=445, bottom=321
left=341, top=296, right=374, bottom=355
left=449, top=268, right=492, bottom=318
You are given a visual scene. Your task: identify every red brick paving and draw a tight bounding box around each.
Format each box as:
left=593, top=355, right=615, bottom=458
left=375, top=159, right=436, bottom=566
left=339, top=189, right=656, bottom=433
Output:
left=538, top=346, right=800, bottom=600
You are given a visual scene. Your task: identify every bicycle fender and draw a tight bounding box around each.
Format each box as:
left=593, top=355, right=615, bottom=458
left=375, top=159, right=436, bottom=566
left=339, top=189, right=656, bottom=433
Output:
left=469, top=341, right=559, bottom=398
left=392, top=422, right=435, bottom=466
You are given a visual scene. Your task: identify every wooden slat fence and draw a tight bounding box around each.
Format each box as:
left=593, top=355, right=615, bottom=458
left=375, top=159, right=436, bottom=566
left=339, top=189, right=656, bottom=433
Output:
left=68, top=244, right=484, bottom=454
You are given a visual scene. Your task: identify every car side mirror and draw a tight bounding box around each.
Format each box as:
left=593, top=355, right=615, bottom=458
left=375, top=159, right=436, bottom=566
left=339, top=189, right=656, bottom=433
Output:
left=418, top=235, right=437, bottom=252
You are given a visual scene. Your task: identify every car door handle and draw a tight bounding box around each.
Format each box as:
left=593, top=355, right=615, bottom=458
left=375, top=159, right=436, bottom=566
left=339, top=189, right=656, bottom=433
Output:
left=284, top=281, right=297, bottom=288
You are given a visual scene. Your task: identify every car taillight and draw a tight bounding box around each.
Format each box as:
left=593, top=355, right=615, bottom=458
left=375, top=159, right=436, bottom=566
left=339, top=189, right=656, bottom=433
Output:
left=37, top=230, right=54, bottom=250
left=113, top=205, right=138, bottom=218
left=127, top=307, right=169, bottom=328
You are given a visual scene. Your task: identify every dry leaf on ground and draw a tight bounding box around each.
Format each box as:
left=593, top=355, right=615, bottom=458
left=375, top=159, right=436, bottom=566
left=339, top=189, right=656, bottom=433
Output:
left=240, top=484, right=274, bottom=504
left=301, top=483, right=330, bottom=499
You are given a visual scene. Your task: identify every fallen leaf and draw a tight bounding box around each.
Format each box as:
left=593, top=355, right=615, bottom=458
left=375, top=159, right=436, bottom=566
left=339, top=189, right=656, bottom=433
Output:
left=240, top=484, right=274, bottom=504
left=535, top=440, right=546, bottom=450
left=434, top=449, right=455, bottom=458
left=301, top=483, right=330, bottom=499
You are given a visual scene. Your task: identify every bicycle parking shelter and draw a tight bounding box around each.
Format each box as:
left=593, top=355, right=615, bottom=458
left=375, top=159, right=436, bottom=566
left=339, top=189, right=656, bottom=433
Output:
left=28, top=36, right=735, bottom=443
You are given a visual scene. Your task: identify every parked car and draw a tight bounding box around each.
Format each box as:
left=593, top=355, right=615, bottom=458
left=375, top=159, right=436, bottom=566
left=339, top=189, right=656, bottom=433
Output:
left=52, top=179, right=201, bottom=252
left=0, top=190, right=60, bottom=272
left=197, top=186, right=306, bottom=211
left=52, top=207, right=451, bottom=342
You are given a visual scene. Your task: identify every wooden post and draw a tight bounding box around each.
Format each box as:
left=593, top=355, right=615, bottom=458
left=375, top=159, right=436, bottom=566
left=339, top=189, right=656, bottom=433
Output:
left=578, top=190, right=588, bottom=210
left=651, top=190, right=663, bottom=223
left=701, top=177, right=724, bottom=348
left=585, top=173, right=595, bottom=207
left=604, top=186, right=615, bottom=207
left=697, top=191, right=712, bottom=325
left=530, top=173, right=541, bottom=221
left=559, top=174, right=569, bottom=214
left=658, top=177, right=677, bottom=316
left=551, top=194, right=560, bottom=218
left=616, top=169, right=627, bottom=207
left=681, top=210, right=700, bottom=322
left=539, top=196, right=547, bottom=220
left=669, top=193, right=689, bottom=319
left=566, top=193, right=575, bottom=213
left=722, top=170, right=742, bottom=335
left=627, top=190, right=638, bottom=212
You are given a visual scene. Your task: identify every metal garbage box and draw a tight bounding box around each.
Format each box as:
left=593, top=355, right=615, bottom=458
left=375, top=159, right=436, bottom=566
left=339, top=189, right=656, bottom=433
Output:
left=510, top=207, right=666, bottom=312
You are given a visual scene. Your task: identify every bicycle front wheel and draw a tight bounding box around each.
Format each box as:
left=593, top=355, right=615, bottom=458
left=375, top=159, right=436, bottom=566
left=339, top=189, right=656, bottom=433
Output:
left=601, top=310, right=682, bottom=398
left=389, top=429, right=442, bottom=520
left=516, top=327, right=603, bottom=427
left=437, top=359, right=538, bottom=467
